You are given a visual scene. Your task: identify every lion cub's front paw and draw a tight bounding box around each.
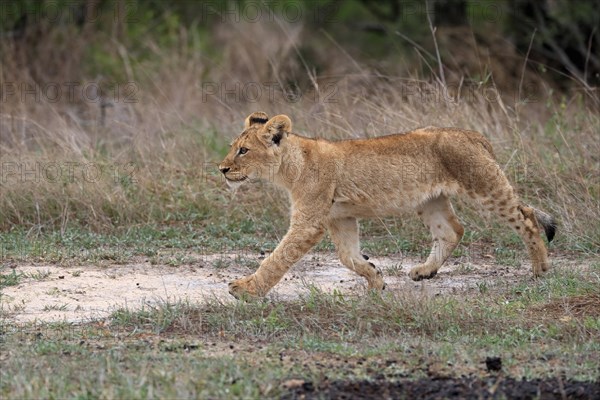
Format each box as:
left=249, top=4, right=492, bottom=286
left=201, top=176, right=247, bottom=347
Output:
left=409, top=265, right=438, bottom=281
left=228, top=274, right=262, bottom=299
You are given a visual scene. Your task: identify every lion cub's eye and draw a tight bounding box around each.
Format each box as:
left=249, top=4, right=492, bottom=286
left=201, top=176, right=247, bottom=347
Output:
left=238, top=147, right=249, bottom=155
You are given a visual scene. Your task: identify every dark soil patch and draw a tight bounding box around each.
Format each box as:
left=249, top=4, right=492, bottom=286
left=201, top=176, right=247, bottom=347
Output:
left=283, top=376, right=600, bottom=399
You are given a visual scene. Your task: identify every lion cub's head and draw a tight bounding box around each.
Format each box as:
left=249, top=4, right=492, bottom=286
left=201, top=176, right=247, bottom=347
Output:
left=218, top=112, right=292, bottom=187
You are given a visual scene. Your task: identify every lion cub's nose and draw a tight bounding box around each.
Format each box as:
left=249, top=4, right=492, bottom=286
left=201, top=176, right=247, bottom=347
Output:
left=219, top=166, right=230, bottom=174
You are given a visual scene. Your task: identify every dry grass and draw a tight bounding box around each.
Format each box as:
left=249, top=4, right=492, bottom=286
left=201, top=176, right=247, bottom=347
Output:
left=0, top=20, right=598, bottom=252
left=530, top=293, right=600, bottom=320
left=109, top=267, right=600, bottom=343
left=2, top=261, right=598, bottom=398
left=1, top=14, right=598, bottom=399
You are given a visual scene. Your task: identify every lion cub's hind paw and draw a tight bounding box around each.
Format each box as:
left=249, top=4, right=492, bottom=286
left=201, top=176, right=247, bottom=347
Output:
left=532, top=262, right=550, bottom=278
left=408, top=266, right=438, bottom=281
left=366, top=262, right=386, bottom=291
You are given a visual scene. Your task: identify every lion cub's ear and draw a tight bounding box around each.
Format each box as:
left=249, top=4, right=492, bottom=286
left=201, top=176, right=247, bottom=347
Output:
left=263, top=115, right=292, bottom=146
left=244, top=112, right=269, bottom=129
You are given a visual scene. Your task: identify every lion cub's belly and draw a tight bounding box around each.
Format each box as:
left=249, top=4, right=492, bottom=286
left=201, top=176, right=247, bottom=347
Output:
left=330, top=202, right=379, bottom=218
left=329, top=181, right=460, bottom=219
left=330, top=195, right=416, bottom=218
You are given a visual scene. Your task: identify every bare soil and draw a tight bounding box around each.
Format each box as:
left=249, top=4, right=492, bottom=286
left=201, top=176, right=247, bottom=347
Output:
left=2, top=252, right=597, bottom=398
left=282, top=375, right=600, bottom=399
left=0, top=252, right=575, bottom=324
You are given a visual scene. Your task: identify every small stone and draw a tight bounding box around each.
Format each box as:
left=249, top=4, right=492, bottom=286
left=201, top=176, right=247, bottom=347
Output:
left=282, top=379, right=309, bottom=390
left=485, top=356, right=502, bottom=372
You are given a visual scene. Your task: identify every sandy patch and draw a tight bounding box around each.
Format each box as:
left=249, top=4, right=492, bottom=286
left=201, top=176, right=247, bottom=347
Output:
left=0, top=252, right=561, bottom=324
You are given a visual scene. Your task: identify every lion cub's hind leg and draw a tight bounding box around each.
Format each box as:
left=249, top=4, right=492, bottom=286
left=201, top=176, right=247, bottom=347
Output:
left=470, top=188, right=550, bottom=277
left=328, top=217, right=385, bottom=290
left=409, top=195, right=465, bottom=281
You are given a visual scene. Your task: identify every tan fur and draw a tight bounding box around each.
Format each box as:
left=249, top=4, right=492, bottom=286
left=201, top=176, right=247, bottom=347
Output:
left=219, top=112, right=554, bottom=298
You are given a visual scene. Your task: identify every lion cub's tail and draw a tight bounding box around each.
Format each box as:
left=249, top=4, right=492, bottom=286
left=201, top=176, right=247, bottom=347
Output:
left=532, top=208, right=557, bottom=242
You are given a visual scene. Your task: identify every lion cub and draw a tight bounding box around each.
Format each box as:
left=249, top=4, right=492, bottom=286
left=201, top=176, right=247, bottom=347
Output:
left=219, top=112, right=556, bottom=298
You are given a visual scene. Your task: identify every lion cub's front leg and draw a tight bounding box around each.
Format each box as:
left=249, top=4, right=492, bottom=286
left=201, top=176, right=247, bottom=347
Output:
left=229, top=221, right=325, bottom=298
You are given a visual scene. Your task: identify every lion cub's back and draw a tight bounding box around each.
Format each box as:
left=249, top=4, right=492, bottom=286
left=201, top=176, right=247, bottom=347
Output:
left=328, top=127, right=497, bottom=208
left=332, top=126, right=494, bottom=167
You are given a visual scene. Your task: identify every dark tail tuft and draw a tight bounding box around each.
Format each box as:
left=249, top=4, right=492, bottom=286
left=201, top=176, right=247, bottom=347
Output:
left=533, top=208, right=557, bottom=242
left=545, top=222, right=556, bottom=242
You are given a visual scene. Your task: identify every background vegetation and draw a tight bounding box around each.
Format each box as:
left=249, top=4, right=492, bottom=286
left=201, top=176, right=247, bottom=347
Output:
left=1, top=0, right=598, bottom=258
left=1, top=1, right=599, bottom=398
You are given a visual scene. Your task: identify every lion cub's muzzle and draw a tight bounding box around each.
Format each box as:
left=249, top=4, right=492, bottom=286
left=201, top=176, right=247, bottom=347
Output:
left=219, top=165, right=248, bottom=188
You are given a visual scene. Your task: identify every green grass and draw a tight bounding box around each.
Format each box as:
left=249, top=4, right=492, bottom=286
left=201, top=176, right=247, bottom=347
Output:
left=1, top=5, right=598, bottom=397
left=42, top=304, right=69, bottom=312
left=0, top=270, right=22, bottom=289
left=1, top=213, right=569, bottom=268
left=2, top=266, right=597, bottom=398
